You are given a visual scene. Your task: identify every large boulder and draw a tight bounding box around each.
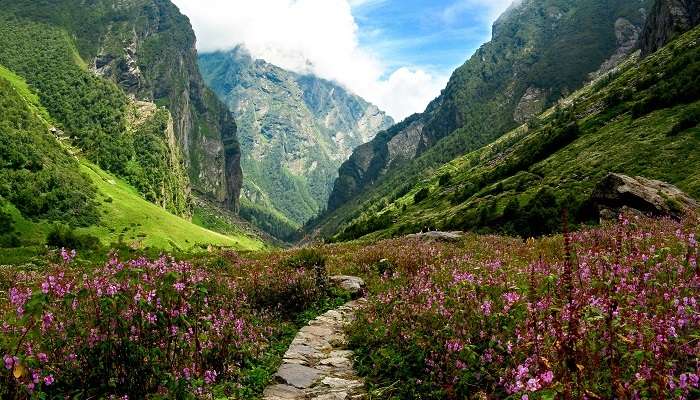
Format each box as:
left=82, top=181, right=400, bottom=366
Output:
left=406, top=231, right=465, bottom=242
left=591, top=173, right=699, bottom=220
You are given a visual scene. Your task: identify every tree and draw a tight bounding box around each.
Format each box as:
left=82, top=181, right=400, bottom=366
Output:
left=414, top=188, right=430, bottom=204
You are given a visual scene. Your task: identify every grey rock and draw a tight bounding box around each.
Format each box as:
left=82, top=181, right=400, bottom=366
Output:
left=329, top=276, right=365, bottom=294
left=641, top=0, right=700, bottom=56
left=276, top=364, right=324, bottom=388
left=263, top=384, right=305, bottom=399
left=406, top=231, right=465, bottom=242
left=591, top=173, right=699, bottom=220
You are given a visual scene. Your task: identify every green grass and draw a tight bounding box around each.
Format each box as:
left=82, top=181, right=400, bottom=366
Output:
left=1, top=161, right=265, bottom=253
left=0, top=65, right=50, bottom=122
left=76, top=161, right=264, bottom=251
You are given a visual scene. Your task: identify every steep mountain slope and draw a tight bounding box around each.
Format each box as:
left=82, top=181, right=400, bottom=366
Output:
left=0, top=0, right=243, bottom=211
left=329, top=22, right=700, bottom=241
left=0, top=65, right=263, bottom=251
left=199, top=47, right=393, bottom=238
left=323, top=0, right=652, bottom=220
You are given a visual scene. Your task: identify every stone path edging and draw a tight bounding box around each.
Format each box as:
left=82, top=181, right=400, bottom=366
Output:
left=262, top=277, right=366, bottom=400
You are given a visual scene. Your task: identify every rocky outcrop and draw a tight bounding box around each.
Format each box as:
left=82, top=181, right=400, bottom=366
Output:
left=406, top=231, right=465, bottom=242
left=592, top=173, right=699, bottom=220
left=641, top=0, right=700, bottom=56
left=199, top=47, right=393, bottom=227
left=324, top=0, right=651, bottom=215
left=590, top=18, right=642, bottom=80
left=514, top=87, right=547, bottom=124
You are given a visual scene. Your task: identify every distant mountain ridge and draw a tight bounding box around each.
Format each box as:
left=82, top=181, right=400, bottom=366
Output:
left=199, top=47, right=393, bottom=239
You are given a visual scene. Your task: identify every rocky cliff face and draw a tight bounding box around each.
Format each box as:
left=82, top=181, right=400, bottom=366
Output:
left=641, top=0, right=700, bottom=55
left=326, top=0, right=652, bottom=212
left=2, top=0, right=243, bottom=211
left=199, top=47, right=393, bottom=228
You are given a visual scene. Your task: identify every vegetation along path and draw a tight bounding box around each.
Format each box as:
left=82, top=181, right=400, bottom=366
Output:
left=263, top=276, right=367, bottom=400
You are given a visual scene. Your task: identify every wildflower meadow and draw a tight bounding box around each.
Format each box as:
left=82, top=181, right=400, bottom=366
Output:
left=1, top=215, right=698, bottom=399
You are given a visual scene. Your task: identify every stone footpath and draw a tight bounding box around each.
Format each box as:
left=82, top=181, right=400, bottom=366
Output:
left=262, top=277, right=366, bottom=400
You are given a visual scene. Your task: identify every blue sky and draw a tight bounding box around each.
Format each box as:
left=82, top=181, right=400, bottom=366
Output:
left=350, top=0, right=507, bottom=78
left=173, top=0, right=513, bottom=120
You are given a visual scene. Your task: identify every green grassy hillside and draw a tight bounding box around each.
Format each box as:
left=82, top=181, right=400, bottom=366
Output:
left=2, top=160, right=264, bottom=253
left=329, top=25, right=700, bottom=241
left=0, top=17, right=192, bottom=216
left=0, top=62, right=263, bottom=255
left=77, top=162, right=264, bottom=251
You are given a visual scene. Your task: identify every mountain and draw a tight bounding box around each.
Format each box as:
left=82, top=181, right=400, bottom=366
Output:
left=0, top=0, right=262, bottom=250
left=0, top=0, right=242, bottom=212
left=0, top=63, right=262, bottom=251
left=199, top=47, right=393, bottom=239
left=322, top=0, right=652, bottom=226
left=328, top=9, right=700, bottom=242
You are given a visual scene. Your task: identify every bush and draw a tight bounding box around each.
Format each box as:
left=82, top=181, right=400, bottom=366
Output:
left=249, top=252, right=327, bottom=313
left=414, top=188, right=430, bottom=204
left=282, top=248, right=325, bottom=269
left=439, top=173, right=452, bottom=187
left=46, top=225, right=100, bottom=251
left=669, top=107, right=700, bottom=136
left=0, top=207, right=20, bottom=248
left=282, top=248, right=328, bottom=289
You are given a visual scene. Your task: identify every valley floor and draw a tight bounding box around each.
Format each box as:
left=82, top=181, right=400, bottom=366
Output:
left=0, top=215, right=698, bottom=399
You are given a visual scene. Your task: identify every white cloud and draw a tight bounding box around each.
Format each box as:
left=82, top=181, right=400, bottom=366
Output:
left=441, top=0, right=514, bottom=25
left=171, top=0, right=448, bottom=121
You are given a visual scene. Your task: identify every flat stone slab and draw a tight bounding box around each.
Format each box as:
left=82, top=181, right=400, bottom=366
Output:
left=263, top=384, right=304, bottom=399
left=276, top=364, right=324, bottom=388
left=263, top=289, right=367, bottom=399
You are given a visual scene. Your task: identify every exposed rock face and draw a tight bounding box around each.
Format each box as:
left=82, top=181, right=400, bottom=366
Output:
left=641, top=0, right=700, bottom=56
left=592, top=173, right=699, bottom=220
left=198, top=47, right=393, bottom=226
left=6, top=0, right=244, bottom=212
left=325, top=0, right=651, bottom=214
left=95, top=0, right=243, bottom=211
left=514, top=87, right=547, bottom=123
left=590, top=18, right=643, bottom=79
left=386, top=119, right=427, bottom=165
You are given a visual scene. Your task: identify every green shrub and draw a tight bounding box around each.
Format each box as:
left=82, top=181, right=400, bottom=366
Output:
left=669, top=107, right=700, bottom=136
left=439, top=173, right=452, bottom=187
left=414, top=188, right=430, bottom=204
left=46, top=224, right=100, bottom=250
left=282, top=248, right=326, bottom=270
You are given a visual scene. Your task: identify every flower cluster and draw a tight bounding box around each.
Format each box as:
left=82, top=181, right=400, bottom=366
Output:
left=345, top=216, right=699, bottom=399
left=1, top=254, right=273, bottom=398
